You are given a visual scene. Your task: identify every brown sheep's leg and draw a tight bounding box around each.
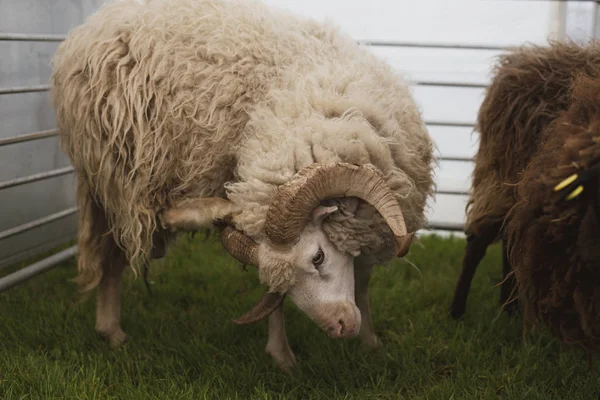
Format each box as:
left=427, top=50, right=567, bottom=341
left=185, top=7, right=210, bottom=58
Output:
left=265, top=302, right=296, bottom=371
left=354, top=262, right=381, bottom=349
left=450, top=232, right=496, bottom=319
left=500, top=239, right=518, bottom=315
left=95, top=248, right=128, bottom=348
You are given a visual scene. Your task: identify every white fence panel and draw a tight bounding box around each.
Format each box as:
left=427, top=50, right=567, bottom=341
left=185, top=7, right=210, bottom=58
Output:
left=263, top=0, right=560, bottom=46
left=0, top=0, right=106, bottom=268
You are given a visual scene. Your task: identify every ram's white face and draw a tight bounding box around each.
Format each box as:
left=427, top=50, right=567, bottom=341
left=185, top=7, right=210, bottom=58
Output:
left=269, top=205, right=362, bottom=338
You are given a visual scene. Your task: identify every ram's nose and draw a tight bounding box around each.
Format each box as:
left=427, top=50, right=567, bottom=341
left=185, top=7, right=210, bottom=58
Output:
left=326, top=319, right=345, bottom=338
left=324, top=304, right=361, bottom=338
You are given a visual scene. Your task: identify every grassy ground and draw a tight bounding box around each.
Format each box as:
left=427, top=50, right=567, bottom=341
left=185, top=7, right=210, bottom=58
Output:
left=0, top=233, right=598, bottom=399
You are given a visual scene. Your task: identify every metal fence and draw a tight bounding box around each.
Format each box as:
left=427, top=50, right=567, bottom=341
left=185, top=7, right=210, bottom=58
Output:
left=0, top=0, right=107, bottom=290
left=0, top=0, right=596, bottom=292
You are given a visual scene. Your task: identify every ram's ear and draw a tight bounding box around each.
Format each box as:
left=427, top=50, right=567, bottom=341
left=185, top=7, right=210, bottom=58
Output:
left=310, top=205, right=339, bottom=225
left=324, top=198, right=360, bottom=216
left=159, top=197, right=240, bottom=231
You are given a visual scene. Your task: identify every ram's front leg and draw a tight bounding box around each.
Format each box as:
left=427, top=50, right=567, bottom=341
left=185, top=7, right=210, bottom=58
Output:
left=95, top=250, right=128, bottom=348
left=265, top=303, right=296, bottom=371
left=159, top=197, right=240, bottom=231
left=354, top=262, right=381, bottom=349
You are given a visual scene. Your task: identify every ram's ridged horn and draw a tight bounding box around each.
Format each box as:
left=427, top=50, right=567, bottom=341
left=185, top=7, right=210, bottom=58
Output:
left=264, top=162, right=414, bottom=257
left=231, top=290, right=286, bottom=325
left=220, top=226, right=285, bottom=324
left=220, top=225, right=260, bottom=266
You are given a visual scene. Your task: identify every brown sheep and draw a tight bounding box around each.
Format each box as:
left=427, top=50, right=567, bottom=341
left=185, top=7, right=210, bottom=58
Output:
left=449, top=40, right=600, bottom=319
left=506, top=74, right=600, bottom=351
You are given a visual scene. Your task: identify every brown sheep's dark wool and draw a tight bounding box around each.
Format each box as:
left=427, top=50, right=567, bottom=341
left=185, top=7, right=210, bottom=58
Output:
left=450, top=40, right=600, bottom=319
left=506, top=75, right=600, bottom=351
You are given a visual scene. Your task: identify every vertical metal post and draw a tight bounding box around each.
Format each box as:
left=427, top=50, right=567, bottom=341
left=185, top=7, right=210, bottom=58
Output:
left=561, top=1, right=597, bottom=44
left=595, top=2, right=600, bottom=39
left=549, top=0, right=567, bottom=41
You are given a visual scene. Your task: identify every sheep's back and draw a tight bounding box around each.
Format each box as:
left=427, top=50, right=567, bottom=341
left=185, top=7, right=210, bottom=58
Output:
left=466, top=41, right=600, bottom=237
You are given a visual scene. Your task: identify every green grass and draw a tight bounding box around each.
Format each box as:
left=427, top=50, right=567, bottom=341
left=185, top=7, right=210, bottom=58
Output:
left=1, top=233, right=598, bottom=399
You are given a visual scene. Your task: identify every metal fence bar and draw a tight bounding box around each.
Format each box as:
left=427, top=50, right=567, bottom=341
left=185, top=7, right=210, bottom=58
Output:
left=436, top=189, right=470, bottom=196
left=0, top=34, right=507, bottom=49
left=0, top=245, right=77, bottom=293
left=0, top=129, right=59, bottom=147
left=437, top=156, right=474, bottom=162
left=0, top=84, right=50, bottom=95
left=0, top=83, right=487, bottom=97
left=414, top=81, right=488, bottom=89
left=0, top=82, right=485, bottom=95
left=0, top=80, right=485, bottom=99
left=0, top=207, right=78, bottom=242
left=0, top=81, right=487, bottom=96
left=0, top=33, right=67, bottom=42
left=426, top=221, right=465, bottom=232
left=0, top=167, right=75, bottom=191
left=0, top=81, right=488, bottom=98
left=359, top=40, right=507, bottom=51
left=0, top=34, right=506, bottom=49
left=426, top=121, right=475, bottom=128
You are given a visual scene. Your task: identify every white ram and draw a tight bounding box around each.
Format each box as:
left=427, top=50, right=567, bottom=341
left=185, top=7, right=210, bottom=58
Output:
left=50, top=0, right=435, bottom=369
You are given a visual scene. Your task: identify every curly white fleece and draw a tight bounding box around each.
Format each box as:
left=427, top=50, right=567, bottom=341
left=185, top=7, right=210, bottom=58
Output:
left=51, top=0, right=434, bottom=290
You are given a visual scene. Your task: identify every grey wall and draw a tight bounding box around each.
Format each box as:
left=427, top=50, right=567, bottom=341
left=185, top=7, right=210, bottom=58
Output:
left=0, top=0, right=106, bottom=268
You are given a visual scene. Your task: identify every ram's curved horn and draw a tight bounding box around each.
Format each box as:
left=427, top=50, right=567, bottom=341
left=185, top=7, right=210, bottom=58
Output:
left=231, top=290, right=286, bottom=325
left=220, top=226, right=285, bottom=324
left=264, top=162, right=414, bottom=257
left=220, top=226, right=260, bottom=266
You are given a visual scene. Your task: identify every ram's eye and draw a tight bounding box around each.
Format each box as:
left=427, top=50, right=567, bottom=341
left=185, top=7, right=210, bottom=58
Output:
left=312, top=248, right=324, bottom=268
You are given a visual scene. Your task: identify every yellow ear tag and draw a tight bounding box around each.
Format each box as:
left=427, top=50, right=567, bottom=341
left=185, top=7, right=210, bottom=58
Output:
left=566, top=185, right=584, bottom=200
left=554, top=174, right=578, bottom=191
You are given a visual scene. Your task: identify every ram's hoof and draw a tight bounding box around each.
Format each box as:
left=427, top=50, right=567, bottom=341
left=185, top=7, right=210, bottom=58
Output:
left=503, top=300, right=519, bottom=317
left=360, top=334, right=382, bottom=351
left=449, top=304, right=466, bottom=320
left=266, top=344, right=297, bottom=372
left=97, top=327, right=128, bottom=348
left=157, top=209, right=176, bottom=231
